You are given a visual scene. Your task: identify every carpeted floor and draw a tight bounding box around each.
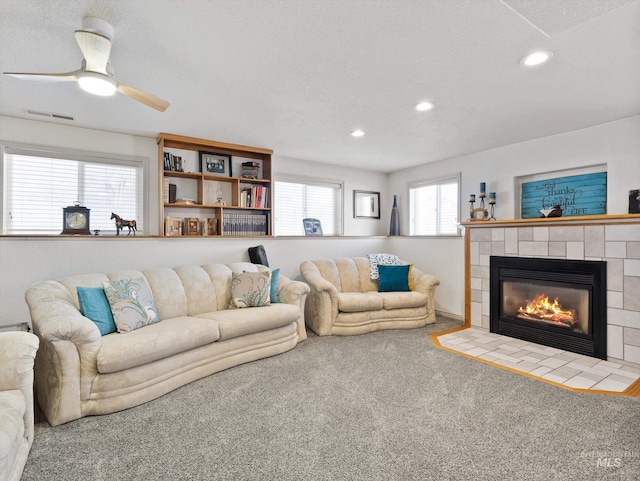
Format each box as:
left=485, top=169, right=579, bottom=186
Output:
left=23, top=316, right=640, bottom=480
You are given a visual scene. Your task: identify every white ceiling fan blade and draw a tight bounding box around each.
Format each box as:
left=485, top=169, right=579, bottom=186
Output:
left=3, top=71, right=79, bottom=83
left=74, top=30, right=111, bottom=73
left=116, top=82, right=171, bottom=112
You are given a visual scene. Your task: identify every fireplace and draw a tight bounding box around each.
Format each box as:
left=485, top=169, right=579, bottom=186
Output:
left=490, top=256, right=607, bottom=359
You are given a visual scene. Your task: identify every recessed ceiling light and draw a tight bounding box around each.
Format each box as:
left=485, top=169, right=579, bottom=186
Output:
left=415, top=101, right=434, bottom=112
left=520, top=51, right=553, bottom=67
left=351, top=130, right=365, bottom=137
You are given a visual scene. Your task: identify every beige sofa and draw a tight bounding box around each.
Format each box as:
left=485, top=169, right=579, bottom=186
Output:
left=25, top=262, right=308, bottom=427
left=300, top=257, right=439, bottom=336
left=0, top=331, right=39, bottom=481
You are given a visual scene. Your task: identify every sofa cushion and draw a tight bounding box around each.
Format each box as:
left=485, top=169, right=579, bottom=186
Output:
left=197, top=303, right=299, bottom=341
left=97, top=316, right=220, bottom=374
left=378, top=291, right=429, bottom=310
left=338, top=292, right=384, bottom=313
left=77, top=287, right=117, bottom=335
left=0, top=390, right=25, bottom=460
left=102, top=277, right=162, bottom=333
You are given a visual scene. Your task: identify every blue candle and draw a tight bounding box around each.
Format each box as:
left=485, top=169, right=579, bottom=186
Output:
left=480, top=183, right=486, bottom=196
left=470, top=194, right=476, bottom=202
left=489, top=192, right=496, bottom=203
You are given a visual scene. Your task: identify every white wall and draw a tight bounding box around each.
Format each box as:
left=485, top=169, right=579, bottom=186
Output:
left=1, top=115, right=638, bottom=328
left=388, top=115, right=640, bottom=319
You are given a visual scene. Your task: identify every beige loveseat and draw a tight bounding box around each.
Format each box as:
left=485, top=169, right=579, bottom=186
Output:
left=0, top=331, right=39, bottom=481
left=300, top=257, right=439, bottom=336
left=25, top=262, right=308, bottom=426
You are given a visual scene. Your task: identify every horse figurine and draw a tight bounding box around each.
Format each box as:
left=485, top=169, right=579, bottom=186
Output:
left=111, top=213, right=137, bottom=236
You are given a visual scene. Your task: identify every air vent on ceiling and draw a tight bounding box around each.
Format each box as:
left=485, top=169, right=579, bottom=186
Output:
left=27, top=109, right=74, bottom=121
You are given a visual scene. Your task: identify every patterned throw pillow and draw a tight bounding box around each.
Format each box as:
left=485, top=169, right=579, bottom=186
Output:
left=368, top=253, right=401, bottom=280
left=102, top=277, right=161, bottom=332
left=229, top=271, right=271, bottom=308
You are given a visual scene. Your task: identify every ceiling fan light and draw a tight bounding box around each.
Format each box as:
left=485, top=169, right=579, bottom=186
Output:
left=77, top=72, right=116, bottom=96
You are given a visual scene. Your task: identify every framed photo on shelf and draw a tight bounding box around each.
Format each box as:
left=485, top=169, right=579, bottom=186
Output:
left=184, top=217, right=200, bottom=236
left=164, top=217, right=182, bottom=236
left=353, top=190, right=380, bottom=219
left=199, top=152, right=232, bottom=177
left=203, top=218, right=218, bottom=236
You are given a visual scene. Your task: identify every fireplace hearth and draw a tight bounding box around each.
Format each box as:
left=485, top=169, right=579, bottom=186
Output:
left=490, top=256, right=607, bottom=359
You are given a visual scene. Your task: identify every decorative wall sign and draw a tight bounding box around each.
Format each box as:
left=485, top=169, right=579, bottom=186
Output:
left=521, top=172, right=607, bottom=218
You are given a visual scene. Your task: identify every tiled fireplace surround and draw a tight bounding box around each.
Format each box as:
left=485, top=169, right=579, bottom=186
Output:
left=465, top=218, right=640, bottom=366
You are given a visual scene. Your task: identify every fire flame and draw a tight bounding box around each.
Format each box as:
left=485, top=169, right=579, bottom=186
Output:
left=518, top=294, right=577, bottom=327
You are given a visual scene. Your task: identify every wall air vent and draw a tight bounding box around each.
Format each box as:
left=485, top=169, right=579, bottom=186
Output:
left=27, top=109, right=74, bottom=121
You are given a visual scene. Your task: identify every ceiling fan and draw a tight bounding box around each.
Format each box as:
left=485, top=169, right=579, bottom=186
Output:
left=3, top=17, right=170, bottom=112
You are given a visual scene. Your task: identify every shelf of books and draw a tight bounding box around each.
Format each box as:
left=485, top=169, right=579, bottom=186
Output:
left=158, top=133, right=272, bottom=237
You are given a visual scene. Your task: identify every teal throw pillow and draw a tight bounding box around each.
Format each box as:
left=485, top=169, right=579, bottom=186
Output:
left=77, top=287, right=117, bottom=335
left=270, top=268, right=280, bottom=303
left=377, top=264, right=413, bottom=292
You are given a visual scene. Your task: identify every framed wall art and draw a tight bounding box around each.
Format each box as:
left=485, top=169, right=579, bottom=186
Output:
left=354, top=190, right=380, bottom=219
left=199, top=152, right=232, bottom=177
left=516, top=166, right=607, bottom=219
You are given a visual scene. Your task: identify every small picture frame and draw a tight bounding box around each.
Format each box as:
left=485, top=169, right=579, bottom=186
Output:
left=630, top=189, right=640, bottom=214
left=164, top=217, right=182, bottom=236
left=203, top=218, right=218, bottom=236
left=184, top=217, right=200, bottom=236
left=199, top=152, right=232, bottom=177
left=303, top=218, right=323, bottom=236
left=354, top=190, right=380, bottom=219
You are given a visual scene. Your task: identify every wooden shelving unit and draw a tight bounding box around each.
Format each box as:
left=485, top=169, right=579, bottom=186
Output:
left=157, top=133, right=273, bottom=237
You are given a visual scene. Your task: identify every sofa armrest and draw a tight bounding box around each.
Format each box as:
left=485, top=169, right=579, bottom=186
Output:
left=299, top=261, right=340, bottom=336
left=26, top=281, right=102, bottom=426
left=411, top=269, right=440, bottom=294
left=0, top=331, right=39, bottom=444
left=278, top=276, right=310, bottom=341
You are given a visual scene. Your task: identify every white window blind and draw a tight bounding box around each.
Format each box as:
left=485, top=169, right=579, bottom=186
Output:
left=410, top=175, right=459, bottom=236
left=3, top=148, right=143, bottom=235
left=274, top=177, right=342, bottom=236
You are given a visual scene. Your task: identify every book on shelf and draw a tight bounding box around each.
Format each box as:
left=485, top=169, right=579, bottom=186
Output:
left=221, top=213, right=268, bottom=236
left=163, top=152, right=184, bottom=172
left=239, top=185, right=269, bottom=208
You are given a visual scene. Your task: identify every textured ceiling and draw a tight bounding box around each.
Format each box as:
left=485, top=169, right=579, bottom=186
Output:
left=0, top=0, right=639, bottom=172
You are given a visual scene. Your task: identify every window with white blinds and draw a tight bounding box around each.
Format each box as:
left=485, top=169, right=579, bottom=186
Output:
left=274, top=177, right=342, bottom=236
left=2, top=147, right=143, bottom=235
left=409, top=175, right=460, bottom=236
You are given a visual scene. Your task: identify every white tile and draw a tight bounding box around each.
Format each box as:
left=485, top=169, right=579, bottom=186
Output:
left=606, top=259, right=624, bottom=291
left=464, top=347, right=489, bottom=357
left=542, top=372, right=569, bottom=384
left=591, top=377, right=631, bottom=392
left=607, top=324, right=624, bottom=359
left=605, top=224, right=640, bottom=242
left=470, top=242, right=480, bottom=266
left=491, top=242, right=505, bottom=256
left=548, top=242, right=566, bottom=257
left=529, top=366, right=554, bottom=377
left=533, top=227, right=549, bottom=242
left=566, top=242, right=584, bottom=260
left=538, top=357, right=569, bottom=369
left=549, top=226, right=584, bottom=242
left=505, top=229, right=518, bottom=254
left=471, top=277, right=482, bottom=290
left=624, top=344, right=640, bottom=365
left=608, top=308, right=640, bottom=328
left=471, top=302, right=482, bottom=327
left=519, top=241, right=549, bottom=257
left=585, top=225, right=605, bottom=257
left=492, top=229, right=505, bottom=241
left=624, top=259, right=640, bottom=277
left=563, top=375, right=598, bottom=389
left=481, top=291, right=490, bottom=317
left=608, top=291, right=624, bottom=309
left=605, top=242, right=627, bottom=258
left=479, top=254, right=490, bottom=266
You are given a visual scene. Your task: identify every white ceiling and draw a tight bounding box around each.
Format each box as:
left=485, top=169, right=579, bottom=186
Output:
left=1, top=0, right=639, bottom=172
